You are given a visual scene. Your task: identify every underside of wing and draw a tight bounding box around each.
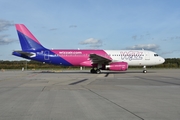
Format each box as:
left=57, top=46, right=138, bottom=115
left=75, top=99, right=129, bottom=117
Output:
left=90, top=54, right=112, bottom=64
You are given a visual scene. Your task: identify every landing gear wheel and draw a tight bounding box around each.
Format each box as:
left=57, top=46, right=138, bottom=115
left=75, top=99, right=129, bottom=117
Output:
left=90, top=69, right=95, bottom=73
left=90, top=68, right=101, bottom=74
left=143, top=70, right=147, bottom=73
left=96, top=69, right=101, bottom=74
left=143, top=66, right=147, bottom=73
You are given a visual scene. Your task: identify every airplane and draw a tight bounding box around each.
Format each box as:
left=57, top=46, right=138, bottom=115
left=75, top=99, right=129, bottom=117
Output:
left=12, top=24, right=165, bottom=74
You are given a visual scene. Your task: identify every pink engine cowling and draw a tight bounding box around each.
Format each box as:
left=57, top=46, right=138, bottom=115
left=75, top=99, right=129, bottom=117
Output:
left=106, top=62, right=128, bottom=71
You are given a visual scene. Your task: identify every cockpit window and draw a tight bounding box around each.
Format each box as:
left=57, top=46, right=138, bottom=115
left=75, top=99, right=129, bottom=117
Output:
left=154, top=54, right=158, bottom=56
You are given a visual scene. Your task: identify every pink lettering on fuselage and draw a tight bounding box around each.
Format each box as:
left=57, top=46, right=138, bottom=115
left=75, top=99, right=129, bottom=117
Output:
left=120, top=51, right=143, bottom=61
left=59, top=51, right=82, bottom=55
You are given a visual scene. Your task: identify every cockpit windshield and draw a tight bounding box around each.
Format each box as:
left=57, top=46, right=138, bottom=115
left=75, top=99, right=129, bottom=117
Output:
left=154, top=54, right=158, bottom=57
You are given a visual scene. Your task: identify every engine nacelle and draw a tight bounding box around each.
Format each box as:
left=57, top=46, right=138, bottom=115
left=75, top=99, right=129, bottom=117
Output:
left=106, top=62, right=128, bottom=71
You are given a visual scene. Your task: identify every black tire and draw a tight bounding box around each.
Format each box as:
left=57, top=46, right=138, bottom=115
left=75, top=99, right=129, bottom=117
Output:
left=143, top=70, right=147, bottom=73
left=96, top=69, right=101, bottom=74
left=90, top=69, right=96, bottom=73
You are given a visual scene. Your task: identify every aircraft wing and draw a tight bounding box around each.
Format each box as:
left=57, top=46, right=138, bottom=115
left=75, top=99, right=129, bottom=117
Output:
left=90, top=54, right=112, bottom=64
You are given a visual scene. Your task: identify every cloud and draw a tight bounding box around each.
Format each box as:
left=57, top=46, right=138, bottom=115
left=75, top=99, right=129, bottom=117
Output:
left=49, top=28, right=58, bottom=31
left=161, top=50, right=180, bottom=56
left=131, top=32, right=152, bottom=41
left=132, top=35, right=137, bottom=40
left=0, top=35, right=16, bottom=45
left=162, top=36, right=180, bottom=41
left=175, top=36, right=180, bottom=39
left=79, top=38, right=102, bottom=45
left=0, top=19, right=15, bottom=45
left=69, top=25, right=77, bottom=28
left=0, top=19, right=14, bottom=32
left=79, top=38, right=102, bottom=48
left=126, top=44, right=159, bottom=51
left=89, top=44, right=102, bottom=48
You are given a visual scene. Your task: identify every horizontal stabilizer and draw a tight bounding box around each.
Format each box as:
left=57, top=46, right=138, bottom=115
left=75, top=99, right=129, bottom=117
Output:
left=12, top=51, right=36, bottom=57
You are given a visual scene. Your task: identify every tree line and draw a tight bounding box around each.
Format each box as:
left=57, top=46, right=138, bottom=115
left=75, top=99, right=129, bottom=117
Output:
left=0, top=58, right=180, bottom=70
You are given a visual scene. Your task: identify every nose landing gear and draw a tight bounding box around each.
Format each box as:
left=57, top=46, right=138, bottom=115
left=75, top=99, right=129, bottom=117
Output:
left=143, top=66, right=147, bottom=73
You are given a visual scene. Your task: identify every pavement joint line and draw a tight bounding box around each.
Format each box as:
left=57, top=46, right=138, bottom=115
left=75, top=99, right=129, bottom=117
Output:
left=0, top=73, right=28, bottom=82
left=135, top=76, right=180, bottom=86
left=85, top=76, right=99, bottom=85
left=82, top=86, right=144, bottom=120
left=51, top=79, right=76, bottom=85
left=42, top=86, right=46, bottom=91
left=117, top=78, right=140, bottom=79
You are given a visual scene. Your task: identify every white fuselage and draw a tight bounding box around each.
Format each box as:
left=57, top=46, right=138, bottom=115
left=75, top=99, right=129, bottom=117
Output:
left=105, top=50, right=165, bottom=66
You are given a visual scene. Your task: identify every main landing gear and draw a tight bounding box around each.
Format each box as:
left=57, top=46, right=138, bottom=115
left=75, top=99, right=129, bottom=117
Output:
left=143, top=66, right=147, bottom=73
left=90, top=68, right=101, bottom=74
left=90, top=66, right=148, bottom=74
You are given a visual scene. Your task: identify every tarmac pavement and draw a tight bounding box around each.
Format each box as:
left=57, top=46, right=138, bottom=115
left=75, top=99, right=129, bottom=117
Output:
left=0, top=69, right=180, bottom=120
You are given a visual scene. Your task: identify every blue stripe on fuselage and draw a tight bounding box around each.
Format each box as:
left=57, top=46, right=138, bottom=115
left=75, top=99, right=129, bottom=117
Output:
left=35, top=50, right=73, bottom=66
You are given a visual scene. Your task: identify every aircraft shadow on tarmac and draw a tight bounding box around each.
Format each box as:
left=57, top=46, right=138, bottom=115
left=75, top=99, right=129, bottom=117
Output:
left=32, top=70, right=156, bottom=74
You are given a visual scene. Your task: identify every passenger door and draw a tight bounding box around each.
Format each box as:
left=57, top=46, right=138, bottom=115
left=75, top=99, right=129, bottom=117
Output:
left=145, top=52, right=150, bottom=60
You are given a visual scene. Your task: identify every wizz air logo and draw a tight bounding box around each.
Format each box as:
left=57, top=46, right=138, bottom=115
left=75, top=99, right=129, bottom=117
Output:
left=120, top=51, right=143, bottom=61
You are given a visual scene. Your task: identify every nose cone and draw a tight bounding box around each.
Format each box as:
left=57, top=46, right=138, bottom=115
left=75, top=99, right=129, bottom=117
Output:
left=160, top=57, right=165, bottom=64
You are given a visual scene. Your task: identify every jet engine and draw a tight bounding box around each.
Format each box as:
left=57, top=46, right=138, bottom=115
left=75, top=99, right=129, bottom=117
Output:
left=106, top=62, right=128, bottom=71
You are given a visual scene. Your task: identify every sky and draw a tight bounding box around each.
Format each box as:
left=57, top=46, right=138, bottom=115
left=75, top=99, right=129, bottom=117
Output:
left=0, top=0, right=180, bottom=60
